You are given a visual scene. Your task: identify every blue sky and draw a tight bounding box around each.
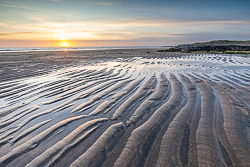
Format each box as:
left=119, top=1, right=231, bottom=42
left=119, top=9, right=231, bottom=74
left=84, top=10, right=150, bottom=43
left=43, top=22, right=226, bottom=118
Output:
left=0, top=0, right=250, bottom=47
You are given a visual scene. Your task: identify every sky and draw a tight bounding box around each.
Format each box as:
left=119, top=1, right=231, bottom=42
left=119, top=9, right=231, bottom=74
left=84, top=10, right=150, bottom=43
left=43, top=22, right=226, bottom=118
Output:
left=0, top=0, right=250, bottom=47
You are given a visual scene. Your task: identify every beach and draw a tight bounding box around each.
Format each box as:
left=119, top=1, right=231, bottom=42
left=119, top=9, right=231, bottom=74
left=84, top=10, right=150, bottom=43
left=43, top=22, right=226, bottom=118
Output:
left=0, top=48, right=250, bottom=167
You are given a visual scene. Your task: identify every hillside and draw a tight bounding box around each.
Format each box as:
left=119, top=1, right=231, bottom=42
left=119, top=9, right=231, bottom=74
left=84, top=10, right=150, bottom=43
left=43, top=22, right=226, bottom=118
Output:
left=159, top=40, right=250, bottom=53
left=189, top=40, right=250, bottom=46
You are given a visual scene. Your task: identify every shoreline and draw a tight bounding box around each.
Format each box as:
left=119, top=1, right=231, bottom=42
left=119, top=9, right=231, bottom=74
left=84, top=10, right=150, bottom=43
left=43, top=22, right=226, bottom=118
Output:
left=0, top=46, right=170, bottom=53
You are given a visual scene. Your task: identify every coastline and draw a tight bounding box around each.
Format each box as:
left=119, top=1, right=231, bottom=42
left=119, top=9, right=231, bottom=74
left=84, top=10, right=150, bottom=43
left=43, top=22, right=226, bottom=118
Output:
left=0, top=46, right=168, bottom=53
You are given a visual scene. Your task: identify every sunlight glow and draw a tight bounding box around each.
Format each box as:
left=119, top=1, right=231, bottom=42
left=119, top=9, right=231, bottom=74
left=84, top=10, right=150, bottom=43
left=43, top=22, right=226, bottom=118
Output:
left=60, top=42, right=69, bottom=47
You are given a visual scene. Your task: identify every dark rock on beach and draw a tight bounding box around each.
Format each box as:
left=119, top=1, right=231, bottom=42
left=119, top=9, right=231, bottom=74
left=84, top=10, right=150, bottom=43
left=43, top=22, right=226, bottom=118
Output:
left=159, top=45, right=250, bottom=53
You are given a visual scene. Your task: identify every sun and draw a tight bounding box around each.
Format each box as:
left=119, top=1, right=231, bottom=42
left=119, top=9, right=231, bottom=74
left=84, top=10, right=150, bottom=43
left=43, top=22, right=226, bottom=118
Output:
left=60, top=42, right=69, bottom=47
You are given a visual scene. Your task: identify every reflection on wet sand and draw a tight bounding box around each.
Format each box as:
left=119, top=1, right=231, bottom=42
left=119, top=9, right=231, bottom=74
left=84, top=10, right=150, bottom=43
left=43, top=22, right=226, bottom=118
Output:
left=0, top=53, right=250, bottom=167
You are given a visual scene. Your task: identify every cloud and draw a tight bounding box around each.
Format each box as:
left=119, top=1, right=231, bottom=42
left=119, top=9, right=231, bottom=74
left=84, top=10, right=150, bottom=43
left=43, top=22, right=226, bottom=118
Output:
left=2, top=16, right=249, bottom=41
left=0, top=3, right=49, bottom=12
left=0, top=32, right=35, bottom=36
left=50, top=0, right=62, bottom=2
left=86, top=1, right=122, bottom=6
left=0, top=31, right=54, bottom=40
left=48, top=0, right=122, bottom=5
left=27, top=24, right=58, bottom=30
left=0, top=22, right=7, bottom=26
left=1, top=0, right=249, bottom=45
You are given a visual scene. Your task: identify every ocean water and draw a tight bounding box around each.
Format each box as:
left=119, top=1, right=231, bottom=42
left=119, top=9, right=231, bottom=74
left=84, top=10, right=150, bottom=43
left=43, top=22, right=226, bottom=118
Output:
left=0, top=46, right=164, bottom=52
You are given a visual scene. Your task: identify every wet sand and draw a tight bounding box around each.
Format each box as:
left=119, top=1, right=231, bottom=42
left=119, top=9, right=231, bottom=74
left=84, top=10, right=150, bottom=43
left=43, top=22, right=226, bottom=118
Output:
left=0, top=48, right=250, bottom=167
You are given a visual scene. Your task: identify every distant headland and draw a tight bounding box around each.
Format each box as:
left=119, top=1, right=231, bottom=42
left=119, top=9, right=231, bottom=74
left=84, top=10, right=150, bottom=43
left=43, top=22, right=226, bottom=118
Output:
left=159, top=40, right=250, bottom=54
left=181, top=40, right=250, bottom=46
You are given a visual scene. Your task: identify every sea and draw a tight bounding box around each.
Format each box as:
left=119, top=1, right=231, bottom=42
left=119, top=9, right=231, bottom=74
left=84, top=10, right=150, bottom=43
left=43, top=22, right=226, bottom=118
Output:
left=0, top=46, right=166, bottom=52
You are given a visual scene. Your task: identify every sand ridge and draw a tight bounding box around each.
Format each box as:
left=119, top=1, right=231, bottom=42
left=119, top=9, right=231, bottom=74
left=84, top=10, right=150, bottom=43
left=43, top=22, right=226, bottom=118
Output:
left=0, top=49, right=250, bottom=166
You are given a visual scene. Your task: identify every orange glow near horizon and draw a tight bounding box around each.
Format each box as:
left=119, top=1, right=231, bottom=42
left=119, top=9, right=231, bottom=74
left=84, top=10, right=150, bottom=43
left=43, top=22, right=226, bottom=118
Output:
left=60, top=42, right=69, bottom=47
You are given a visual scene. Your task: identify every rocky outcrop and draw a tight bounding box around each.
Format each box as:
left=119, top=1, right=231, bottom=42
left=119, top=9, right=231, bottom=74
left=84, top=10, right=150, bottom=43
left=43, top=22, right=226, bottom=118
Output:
left=159, top=45, right=250, bottom=53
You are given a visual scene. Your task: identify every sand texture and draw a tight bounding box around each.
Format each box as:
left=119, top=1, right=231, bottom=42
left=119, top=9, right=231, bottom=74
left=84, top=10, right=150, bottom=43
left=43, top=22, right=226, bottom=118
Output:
left=0, top=48, right=250, bottom=167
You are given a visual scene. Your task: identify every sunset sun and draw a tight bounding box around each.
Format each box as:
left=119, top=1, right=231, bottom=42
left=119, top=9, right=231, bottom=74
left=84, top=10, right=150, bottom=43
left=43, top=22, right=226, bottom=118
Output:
left=60, top=42, right=69, bottom=47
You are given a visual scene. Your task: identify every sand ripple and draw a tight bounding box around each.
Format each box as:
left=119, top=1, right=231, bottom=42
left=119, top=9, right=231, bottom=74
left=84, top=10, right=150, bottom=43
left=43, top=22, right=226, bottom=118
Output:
left=0, top=53, right=250, bottom=166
